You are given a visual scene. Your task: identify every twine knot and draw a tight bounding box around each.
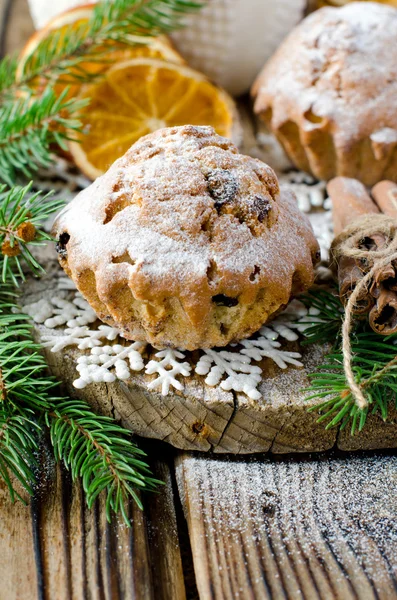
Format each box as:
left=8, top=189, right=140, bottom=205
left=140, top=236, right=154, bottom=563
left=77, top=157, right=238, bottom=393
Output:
left=331, top=214, right=397, bottom=410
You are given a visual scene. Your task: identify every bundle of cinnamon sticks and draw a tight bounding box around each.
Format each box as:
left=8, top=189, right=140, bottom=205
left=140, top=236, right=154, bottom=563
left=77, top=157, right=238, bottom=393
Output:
left=328, top=178, right=397, bottom=335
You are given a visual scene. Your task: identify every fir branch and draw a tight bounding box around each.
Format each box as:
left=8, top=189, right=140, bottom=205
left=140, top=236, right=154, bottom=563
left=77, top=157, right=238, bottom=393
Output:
left=299, top=287, right=343, bottom=346
left=0, top=300, right=160, bottom=521
left=0, top=88, right=86, bottom=186
left=0, top=290, right=160, bottom=521
left=0, top=408, right=39, bottom=503
left=0, top=300, right=46, bottom=503
left=46, top=400, right=161, bottom=521
left=0, top=183, right=64, bottom=283
left=301, top=289, right=397, bottom=434
left=0, top=268, right=43, bottom=504
left=0, top=186, right=159, bottom=523
left=2, top=0, right=201, bottom=100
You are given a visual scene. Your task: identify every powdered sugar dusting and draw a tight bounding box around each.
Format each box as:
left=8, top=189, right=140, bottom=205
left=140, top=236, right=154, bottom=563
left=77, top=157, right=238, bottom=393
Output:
left=54, top=125, right=318, bottom=350
left=177, top=454, right=397, bottom=594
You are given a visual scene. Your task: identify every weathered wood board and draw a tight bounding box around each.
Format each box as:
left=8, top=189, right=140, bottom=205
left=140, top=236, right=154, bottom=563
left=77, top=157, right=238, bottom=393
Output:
left=21, top=264, right=397, bottom=454
left=0, top=446, right=186, bottom=600
left=176, top=452, right=397, bottom=600
left=2, top=448, right=397, bottom=600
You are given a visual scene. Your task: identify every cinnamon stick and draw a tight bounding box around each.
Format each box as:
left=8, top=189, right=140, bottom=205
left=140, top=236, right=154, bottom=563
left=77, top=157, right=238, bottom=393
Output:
left=327, top=177, right=379, bottom=237
left=352, top=290, right=375, bottom=316
left=328, top=177, right=382, bottom=314
left=369, top=286, right=397, bottom=335
left=329, top=177, right=397, bottom=334
left=338, top=255, right=375, bottom=314
left=338, top=255, right=364, bottom=299
left=389, top=262, right=397, bottom=291
left=370, top=181, right=397, bottom=296
left=371, top=180, right=397, bottom=218
left=370, top=262, right=396, bottom=298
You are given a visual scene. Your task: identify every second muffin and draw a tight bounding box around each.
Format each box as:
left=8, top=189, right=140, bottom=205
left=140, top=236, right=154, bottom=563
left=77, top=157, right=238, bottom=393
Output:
left=252, top=2, right=397, bottom=186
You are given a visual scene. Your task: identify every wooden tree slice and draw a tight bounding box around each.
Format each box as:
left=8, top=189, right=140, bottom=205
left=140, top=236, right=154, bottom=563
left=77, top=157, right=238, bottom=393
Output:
left=21, top=264, right=397, bottom=455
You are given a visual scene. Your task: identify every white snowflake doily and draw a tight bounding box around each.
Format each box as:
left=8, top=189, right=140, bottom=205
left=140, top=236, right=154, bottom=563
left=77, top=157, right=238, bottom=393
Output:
left=74, top=342, right=146, bottom=389
left=279, top=171, right=333, bottom=262
left=146, top=349, right=192, bottom=395
left=23, top=281, right=310, bottom=400
left=279, top=170, right=329, bottom=214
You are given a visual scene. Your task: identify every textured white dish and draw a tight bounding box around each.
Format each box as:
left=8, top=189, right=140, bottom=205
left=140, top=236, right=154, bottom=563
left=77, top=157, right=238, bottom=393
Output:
left=171, top=0, right=306, bottom=95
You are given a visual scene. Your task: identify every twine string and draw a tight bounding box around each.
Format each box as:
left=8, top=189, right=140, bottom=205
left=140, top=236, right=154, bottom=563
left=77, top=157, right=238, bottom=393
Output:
left=332, top=214, right=397, bottom=410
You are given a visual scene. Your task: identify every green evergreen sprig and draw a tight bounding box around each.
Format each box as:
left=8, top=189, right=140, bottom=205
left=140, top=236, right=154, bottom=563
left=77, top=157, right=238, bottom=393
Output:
left=0, top=184, right=160, bottom=523
left=301, top=288, right=397, bottom=435
left=0, top=0, right=201, bottom=185
left=47, top=400, right=160, bottom=517
left=0, top=182, right=64, bottom=283
left=2, top=0, right=201, bottom=101
left=299, top=288, right=344, bottom=346
left=0, top=88, right=86, bottom=185
left=0, top=408, right=39, bottom=502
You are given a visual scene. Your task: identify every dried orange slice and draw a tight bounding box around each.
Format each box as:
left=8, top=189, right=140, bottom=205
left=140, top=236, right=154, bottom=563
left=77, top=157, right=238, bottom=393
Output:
left=316, top=0, right=397, bottom=6
left=17, top=4, right=184, bottom=98
left=69, top=58, right=241, bottom=179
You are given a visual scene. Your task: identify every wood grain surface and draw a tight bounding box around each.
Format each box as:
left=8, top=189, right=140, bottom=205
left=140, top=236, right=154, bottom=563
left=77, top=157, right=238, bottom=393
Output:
left=176, top=452, right=397, bottom=600
left=0, top=444, right=186, bottom=600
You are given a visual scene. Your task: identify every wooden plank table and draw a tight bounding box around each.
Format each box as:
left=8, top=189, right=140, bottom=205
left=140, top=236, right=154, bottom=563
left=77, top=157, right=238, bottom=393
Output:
left=0, top=442, right=188, bottom=600
left=1, top=444, right=397, bottom=600
left=1, top=3, right=397, bottom=599
left=176, top=452, right=397, bottom=600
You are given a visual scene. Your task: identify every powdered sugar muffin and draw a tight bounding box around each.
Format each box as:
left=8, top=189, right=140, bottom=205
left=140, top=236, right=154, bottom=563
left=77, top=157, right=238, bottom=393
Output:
left=54, top=126, right=319, bottom=350
left=252, top=2, right=397, bottom=186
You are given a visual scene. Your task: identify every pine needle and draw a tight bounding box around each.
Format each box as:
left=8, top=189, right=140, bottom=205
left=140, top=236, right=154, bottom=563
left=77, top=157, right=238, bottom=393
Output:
left=0, top=184, right=160, bottom=524
left=300, top=288, right=397, bottom=435
left=0, top=88, right=86, bottom=185
left=0, top=409, right=39, bottom=503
